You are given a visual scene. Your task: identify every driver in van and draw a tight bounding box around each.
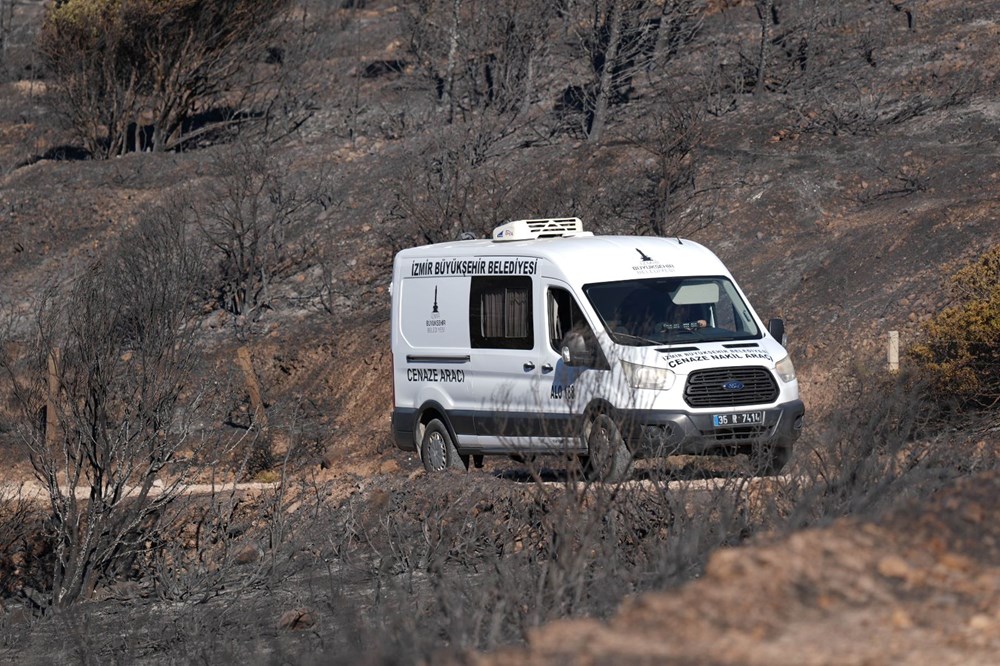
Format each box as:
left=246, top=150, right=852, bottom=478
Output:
left=615, top=291, right=707, bottom=336
left=671, top=304, right=707, bottom=330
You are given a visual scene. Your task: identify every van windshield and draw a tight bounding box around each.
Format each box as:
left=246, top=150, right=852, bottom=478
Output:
left=583, top=276, right=762, bottom=346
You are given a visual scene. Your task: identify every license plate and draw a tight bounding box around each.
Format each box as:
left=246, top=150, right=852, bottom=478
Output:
left=713, top=411, right=764, bottom=427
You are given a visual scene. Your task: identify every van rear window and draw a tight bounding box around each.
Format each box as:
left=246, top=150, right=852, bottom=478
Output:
left=470, top=276, right=533, bottom=349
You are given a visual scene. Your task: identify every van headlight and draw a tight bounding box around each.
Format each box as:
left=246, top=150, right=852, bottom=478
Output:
left=621, top=361, right=676, bottom=390
left=775, top=355, right=796, bottom=382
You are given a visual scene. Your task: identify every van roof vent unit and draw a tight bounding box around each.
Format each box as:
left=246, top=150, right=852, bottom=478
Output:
left=492, top=217, right=590, bottom=242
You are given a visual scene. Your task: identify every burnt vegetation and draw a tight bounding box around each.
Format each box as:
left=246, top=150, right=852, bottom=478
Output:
left=37, top=0, right=292, bottom=157
left=0, top=0, right=998, bottom=662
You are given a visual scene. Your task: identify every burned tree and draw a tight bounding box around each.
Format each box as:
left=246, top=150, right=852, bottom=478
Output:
left=561, top=0, right=703, bottom=142
left=38, top=0, right=291, bottom=157
left=195, top=141, right=328, bottom=317
left=0, top=206, right=226, bottom=607
left=0, top=0, right=14, bottom=74
left=406, top=0, right=558, bottom=122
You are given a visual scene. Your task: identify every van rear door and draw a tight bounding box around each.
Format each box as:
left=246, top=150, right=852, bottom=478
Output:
left=396, top=273, right=474, bottom=418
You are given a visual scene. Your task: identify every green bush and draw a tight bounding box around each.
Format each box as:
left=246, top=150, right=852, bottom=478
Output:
left=908, top=245, right=1000, bottom=409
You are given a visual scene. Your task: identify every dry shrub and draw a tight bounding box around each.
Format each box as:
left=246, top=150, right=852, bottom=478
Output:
left=405, top=0, right=559, bottom=122
left=908, top=245, right=1000, bottom=410
left=788, top=367, right=935, bottom=526
left=194, top=140, right=329, bottom=317
left=310, top=469, right=759, bottom=661
left=0, top=206, right=273, bottom=608
left=387, top=118, right=522, bottom=247
left=0, top=487, right=46, bottom=603
left=39, top=0, right=291, bottom=157
left=1, top=210, right=204, bottom=607
left=148, top=481, right=301, bottom=604
left=785, top=353, right=1000, bottom=536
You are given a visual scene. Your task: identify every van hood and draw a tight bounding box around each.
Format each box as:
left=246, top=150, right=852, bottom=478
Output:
left=624, top=340, right=784, bottom=375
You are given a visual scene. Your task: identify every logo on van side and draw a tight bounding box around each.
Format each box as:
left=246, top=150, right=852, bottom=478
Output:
left=426, top=285, right=447, bottom=333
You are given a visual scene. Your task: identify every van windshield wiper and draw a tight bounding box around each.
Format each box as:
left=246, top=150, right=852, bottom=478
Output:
left=662, top=328, right=758, bottom=344
left=613, top=332, right=661, bottom=346
left=661, top=327, right=704, bottom=342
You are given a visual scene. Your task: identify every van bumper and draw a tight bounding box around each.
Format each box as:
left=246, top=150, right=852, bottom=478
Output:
left=391, top=408, right=418, bottom=451
left=619, top=399, right=804, bottom=457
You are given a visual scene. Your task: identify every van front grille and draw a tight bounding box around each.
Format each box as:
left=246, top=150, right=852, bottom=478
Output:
left=684, top=367, right=778, bottom=407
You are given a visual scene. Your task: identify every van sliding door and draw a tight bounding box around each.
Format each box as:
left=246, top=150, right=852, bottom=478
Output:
left=468, top=275, right=541, bottom=450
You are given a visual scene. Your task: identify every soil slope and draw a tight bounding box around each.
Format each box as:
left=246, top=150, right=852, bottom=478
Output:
left=479, top=469, right=1000, bottom=665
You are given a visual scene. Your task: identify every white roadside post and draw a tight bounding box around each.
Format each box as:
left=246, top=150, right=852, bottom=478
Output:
left=888, top=330, right=900, bottom=372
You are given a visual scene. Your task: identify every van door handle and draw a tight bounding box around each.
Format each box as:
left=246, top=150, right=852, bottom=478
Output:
left=523, top=362, right=535, bottom=372
left=541, top=364, right=553, bottom=374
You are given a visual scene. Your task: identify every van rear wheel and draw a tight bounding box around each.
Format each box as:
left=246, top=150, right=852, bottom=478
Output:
left=420, top=419, right=468, bottom=472
left=581, top=413, right=632, bottom=483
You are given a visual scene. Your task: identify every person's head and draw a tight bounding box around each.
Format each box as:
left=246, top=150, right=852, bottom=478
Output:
left=673, top=303, right=693, bottom=321
left=673, top=303, right=706, bottom=328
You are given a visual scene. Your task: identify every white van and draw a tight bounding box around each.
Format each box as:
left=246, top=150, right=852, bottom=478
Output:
left=390, top=218, right=804, bottom=480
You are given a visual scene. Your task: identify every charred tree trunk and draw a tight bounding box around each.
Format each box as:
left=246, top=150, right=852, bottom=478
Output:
left=444, top=0, right=461, bottom=123
left=588, top=0, right=624, bottom=143
left=754, top=0, right=774, bottom=94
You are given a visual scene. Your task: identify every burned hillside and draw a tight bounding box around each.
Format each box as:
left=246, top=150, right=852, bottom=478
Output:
left=0, top=0, right=998, bottom=662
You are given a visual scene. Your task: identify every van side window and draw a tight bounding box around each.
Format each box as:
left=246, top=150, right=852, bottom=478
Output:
left=470, top=276, right=533, bottom=349
left=547, top=288, right=587, bottom=351
left=548, top=287, right=608, bottom=369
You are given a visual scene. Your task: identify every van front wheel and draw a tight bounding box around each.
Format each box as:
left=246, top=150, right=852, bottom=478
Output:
left=581, top=413, right=632, bottom=483
left=420, top=419, right=468, bottom=473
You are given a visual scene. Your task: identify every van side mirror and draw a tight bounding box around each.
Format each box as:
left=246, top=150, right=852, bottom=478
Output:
left=561, top=345, right=596, bottom=367
left=767, top=318, right=787, bottom=346
left=561, top=329, right=596, bottom=367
